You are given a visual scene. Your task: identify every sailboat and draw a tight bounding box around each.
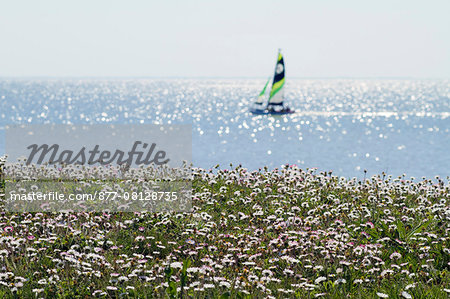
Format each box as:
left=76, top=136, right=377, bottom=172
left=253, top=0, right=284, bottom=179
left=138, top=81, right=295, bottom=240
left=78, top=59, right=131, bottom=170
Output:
left=250, top=50, right=294, bottom=115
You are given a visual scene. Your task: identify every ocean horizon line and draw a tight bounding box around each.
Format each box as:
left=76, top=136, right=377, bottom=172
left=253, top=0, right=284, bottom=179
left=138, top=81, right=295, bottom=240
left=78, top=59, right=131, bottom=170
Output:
left=1, top=76, right=449, bottom=80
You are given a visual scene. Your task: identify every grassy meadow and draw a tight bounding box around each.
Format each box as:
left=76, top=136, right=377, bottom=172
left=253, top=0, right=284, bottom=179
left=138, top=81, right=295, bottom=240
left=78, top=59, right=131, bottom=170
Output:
left=0, top=157, right=449, bottom=298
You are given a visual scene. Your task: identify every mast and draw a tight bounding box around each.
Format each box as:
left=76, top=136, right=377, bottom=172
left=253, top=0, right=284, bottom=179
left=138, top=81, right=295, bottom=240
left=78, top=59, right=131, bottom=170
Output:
left=268, top=49, right=285, bottom=106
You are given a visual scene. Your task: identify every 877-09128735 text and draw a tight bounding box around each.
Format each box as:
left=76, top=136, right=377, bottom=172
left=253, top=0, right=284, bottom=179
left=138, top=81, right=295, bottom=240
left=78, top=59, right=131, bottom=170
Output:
left=97, top=191, right=178, bottom=201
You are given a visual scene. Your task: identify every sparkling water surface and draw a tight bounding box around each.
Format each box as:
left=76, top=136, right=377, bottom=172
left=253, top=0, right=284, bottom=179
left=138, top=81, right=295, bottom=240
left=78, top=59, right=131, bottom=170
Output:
left=0, top=79, right=449, bottom=178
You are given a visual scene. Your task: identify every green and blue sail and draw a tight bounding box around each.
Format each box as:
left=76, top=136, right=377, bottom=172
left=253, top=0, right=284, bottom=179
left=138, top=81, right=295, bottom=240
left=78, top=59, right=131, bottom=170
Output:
left=255, top=51, right=285, bottom=106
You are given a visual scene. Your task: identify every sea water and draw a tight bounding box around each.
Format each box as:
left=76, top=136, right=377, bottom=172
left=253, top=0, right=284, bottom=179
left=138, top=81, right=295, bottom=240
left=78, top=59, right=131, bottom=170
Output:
left=0, top=79, right=448, bottom=179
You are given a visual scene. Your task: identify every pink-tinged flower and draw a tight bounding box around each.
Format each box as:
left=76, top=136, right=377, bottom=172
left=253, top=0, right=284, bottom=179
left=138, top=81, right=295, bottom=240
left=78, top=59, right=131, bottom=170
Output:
left=27, top=235, right=35, bottom=241
left=4, top=226, right=13, bottom=233
left=361, top=231, right=370, bottom=238
left=390, top=252, right=402, bottom=260
left=335, top=219, right=344, bottom=226
left=138, top=227, right=145, bottom=232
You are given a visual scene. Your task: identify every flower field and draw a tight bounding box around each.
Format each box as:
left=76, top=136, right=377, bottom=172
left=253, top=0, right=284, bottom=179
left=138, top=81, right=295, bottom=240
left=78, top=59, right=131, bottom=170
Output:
left=0, top=158, right=449, bottom=298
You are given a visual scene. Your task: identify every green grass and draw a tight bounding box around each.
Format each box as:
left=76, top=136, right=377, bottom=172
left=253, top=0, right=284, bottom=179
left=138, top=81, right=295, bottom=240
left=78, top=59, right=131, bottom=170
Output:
left=0, top=161, right=449, bottom=298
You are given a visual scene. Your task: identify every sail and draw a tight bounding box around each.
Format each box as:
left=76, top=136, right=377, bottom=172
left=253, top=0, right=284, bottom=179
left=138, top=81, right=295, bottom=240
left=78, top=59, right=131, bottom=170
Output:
left=268, top=52, right=285, bottom=105
left=255, top=77, right=270, bottom=105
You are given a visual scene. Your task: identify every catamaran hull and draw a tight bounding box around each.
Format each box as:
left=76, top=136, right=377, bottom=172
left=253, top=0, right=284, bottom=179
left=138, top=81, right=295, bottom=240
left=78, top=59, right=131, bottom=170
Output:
left=250, top=108, right=295, bottom=115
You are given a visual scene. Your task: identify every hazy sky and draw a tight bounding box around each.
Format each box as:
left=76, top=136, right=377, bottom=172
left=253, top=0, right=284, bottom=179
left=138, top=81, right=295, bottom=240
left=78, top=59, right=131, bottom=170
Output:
left=0, top=0, right=449, bottom=78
